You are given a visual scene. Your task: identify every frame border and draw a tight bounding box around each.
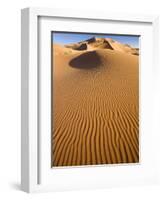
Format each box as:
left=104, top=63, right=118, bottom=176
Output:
left=21, top=7, right=159, bottom=193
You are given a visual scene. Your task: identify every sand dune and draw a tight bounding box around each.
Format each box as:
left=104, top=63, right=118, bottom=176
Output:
left=52, top=38, right=139, bottom=167
left=64, top=37, right=139, bottom=55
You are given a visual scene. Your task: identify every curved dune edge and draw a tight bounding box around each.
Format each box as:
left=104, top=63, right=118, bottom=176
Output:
left=52, top=43, right=139, bottom=167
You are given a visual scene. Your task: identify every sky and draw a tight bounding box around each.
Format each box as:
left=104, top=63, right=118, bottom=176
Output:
left=53, top=32, right=139, bottom=48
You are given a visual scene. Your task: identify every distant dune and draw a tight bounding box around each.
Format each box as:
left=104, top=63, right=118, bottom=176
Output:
left=52, top=37, right=139, bottom=167
left=65, top=37, right=139, bottom=55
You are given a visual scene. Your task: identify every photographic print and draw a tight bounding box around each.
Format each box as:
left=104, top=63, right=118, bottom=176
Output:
left=52, top=32, right=139, bottom=167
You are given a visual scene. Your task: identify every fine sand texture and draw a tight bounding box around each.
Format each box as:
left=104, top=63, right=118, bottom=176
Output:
left=52, top=38, right=139, bottom=167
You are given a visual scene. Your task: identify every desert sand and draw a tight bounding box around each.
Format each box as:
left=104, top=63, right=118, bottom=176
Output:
left=52, top=37, right=139, bottom=167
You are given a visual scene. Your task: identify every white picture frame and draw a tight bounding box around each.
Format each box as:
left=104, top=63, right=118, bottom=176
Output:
left=21, top=7, right=159, bottom=193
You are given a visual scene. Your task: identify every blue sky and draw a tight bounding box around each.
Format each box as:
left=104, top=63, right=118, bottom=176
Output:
left=53, top=32, right=139, bottom=48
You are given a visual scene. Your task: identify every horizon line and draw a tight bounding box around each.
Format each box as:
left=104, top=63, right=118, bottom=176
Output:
left=52, top=31, right=140, bottom=48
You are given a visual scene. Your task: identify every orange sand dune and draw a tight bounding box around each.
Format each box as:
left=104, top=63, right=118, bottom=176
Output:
left=52, top=40, right=139, bottom=167
left=64, top=37, right=139, bottom=55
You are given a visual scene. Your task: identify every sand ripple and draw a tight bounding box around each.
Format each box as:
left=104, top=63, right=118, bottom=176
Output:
left=52, top=47, right=139, bottom=167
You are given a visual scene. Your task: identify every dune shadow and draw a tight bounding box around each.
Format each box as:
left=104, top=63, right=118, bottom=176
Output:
left=69, top=51, right=101, bottom=70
